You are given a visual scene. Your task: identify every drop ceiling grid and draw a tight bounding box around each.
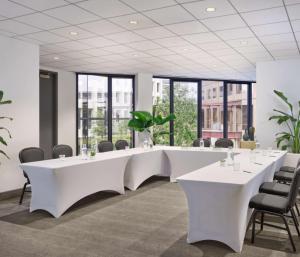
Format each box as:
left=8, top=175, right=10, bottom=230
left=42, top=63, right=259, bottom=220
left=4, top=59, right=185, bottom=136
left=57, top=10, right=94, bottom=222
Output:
left=0, top=0, right=299, bottom=79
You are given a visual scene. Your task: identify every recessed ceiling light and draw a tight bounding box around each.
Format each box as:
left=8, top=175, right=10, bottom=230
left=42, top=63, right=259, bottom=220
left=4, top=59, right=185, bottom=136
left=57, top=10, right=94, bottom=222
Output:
left=240, top=40, right=248, bottom=45
left=69, top=31, right=78, bottom=36
left=133, top=54, right=138, bottom=57
left=129, top=20, right=138, bottom=25
left=183, top=48, right=188, bottom=51
left=53, top=56, right=60, bottom=60
left=206, top=7, right=216, bottom=12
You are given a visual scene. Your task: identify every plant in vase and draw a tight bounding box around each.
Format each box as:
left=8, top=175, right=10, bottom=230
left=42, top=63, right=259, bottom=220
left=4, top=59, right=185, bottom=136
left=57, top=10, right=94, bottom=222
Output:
left=128, top=108, right=176, bottom=146
left=269, top=90, right=300, bottom=153
left=0, top=90, right=12, bottom=163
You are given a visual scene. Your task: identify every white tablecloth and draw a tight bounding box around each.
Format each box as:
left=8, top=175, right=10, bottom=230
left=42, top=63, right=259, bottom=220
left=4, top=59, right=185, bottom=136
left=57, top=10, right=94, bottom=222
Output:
left=177, top=150, right=286, bottom=252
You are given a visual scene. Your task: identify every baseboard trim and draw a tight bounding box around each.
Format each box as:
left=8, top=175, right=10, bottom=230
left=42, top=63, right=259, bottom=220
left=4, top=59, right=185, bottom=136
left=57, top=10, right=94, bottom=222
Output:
left=0, top=188, right=22, bottom=201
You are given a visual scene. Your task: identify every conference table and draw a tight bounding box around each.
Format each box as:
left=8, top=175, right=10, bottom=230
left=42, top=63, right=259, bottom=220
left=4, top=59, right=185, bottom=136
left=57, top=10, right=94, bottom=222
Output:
left=20, top=146, right=286, bottom=252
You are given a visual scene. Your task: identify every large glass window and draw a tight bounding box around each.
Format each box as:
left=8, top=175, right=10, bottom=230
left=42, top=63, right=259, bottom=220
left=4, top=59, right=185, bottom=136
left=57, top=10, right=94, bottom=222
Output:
left=152, top=77, right=255, bottom=147
left=227, top=83, right=248, bottom=146
left=173, top=81, right=198, bottom=146
left=77, top=74, right=134, bottom=153
left=152, top=78, right=170, bottom=145
left=112, top=78, right=133, bottom=146
left=202, top=81, right=224, bottom=142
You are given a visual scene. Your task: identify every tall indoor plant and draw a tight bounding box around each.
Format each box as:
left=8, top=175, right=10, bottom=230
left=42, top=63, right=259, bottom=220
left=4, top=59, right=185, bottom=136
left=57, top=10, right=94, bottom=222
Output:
left=269, top=90, right=300, bottom=153
left=128, top=107, right=175, bottom=145
left=0, top=90, right=12, bottom=162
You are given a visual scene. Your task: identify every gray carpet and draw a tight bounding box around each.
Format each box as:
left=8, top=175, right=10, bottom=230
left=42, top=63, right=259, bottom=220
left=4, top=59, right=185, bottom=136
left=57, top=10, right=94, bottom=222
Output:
left=0, top=177, right=299, bottom=257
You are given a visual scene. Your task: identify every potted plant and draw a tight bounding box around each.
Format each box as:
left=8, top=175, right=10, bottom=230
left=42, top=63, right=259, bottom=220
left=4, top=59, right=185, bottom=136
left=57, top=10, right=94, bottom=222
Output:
left=0, top=90, right=12, bottom=162
left=269, top=90, right=300, bottom=153
left=128, top=107, right=175, bottom=146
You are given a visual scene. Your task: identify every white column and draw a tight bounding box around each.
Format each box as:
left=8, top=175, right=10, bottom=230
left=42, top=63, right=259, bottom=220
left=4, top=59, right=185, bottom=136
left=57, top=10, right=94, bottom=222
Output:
left=134, top=73, right=153, bottom=146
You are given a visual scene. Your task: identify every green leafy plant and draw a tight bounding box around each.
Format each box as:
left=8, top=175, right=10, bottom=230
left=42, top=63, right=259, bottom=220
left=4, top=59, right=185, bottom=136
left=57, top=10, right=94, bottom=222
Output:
left=0, top=90, right=12, bottom=161
left=269, top=90, right=300, bottom=153
left=128, top=108, right=175, bottom=144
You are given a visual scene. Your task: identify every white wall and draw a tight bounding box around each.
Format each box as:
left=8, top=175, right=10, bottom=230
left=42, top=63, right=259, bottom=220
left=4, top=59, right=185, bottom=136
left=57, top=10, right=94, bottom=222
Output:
left=40, top=66, right=76, bottom=152
left=0, top=36, right=39, bottom=193
left=256, top=59, right=300, bottom=149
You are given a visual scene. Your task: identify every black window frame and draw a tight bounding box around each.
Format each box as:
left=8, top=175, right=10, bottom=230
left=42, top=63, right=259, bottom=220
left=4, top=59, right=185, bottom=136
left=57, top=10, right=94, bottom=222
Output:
left=153, top=76, right=256, bottom=146
left=76, top=73, right=135, bottom=154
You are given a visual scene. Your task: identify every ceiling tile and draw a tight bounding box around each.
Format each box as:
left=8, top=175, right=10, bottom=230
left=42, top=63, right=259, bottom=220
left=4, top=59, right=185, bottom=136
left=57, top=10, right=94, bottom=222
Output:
left=122, top=0, right=176, bottom=11
left=0, top=0, right=34, bottom=18
left=251, top=22, right=292, bottom=36
left=215, top=27, right=254, bottom=40
left=126, top=40, right=161, bottom=50
left=296, top=31, right=300, bottom=41
left=109, top=13, right=156, bottom=30
left=265, top=41, right=298, bottom=51
left=154, top=36, right=189, bottom=47
left=198, top=41, right=230, bottom=51
left=271, top=48, right=299, bottom=58
left=44, top=5, right=99, bottom=25
left=0, top=20, right=40, bottom=34
left=15, top=13, right=68, bottom=30
left=79, top=48, right=111, bottom=56
left=144, top=5, right=194, bottom=25
left=201, top=14, right=246, bottom=31
left=291, top=20, right=300, bottom=32
left=61, top=51, right=93, bottom=59
left=0, top=29, right=16, bottom=37
left=286, top=4, right=300, bottom=20
left=230, top=0, right=282, bottom=12
left=102, top=45, right=134, bottom=53
left=165, top=21, right=208, bottom=35
left=182, top=0, right=236, bottom=19
left=11, top=0, right=68, bottom=11
left=134, top=26, right=175, bottom=39
left=79, top=36, right=117, bottom=47
left=146, top=48, right=175, bottom=56
left=105, top=31, right=145, bottom=43
left=259, top=33, right=295, bottom=44
left=77, top=0, right=135, bottom=18
left=284, top=0, right=300, bottom=4
left=183, top=32, right=220, bottom=44
left=241, top=7, right=287, bottom=26
left=40, top=44, right=69, bottom=53
left=54, top=41, right=92, bottom=51
left=24, top=31, right=68, bottom=43
left=51, top=26, right=96, bottom=39
left=78, top=20, right=125, bottom=35
left=14, top=35, right=42, bottom=44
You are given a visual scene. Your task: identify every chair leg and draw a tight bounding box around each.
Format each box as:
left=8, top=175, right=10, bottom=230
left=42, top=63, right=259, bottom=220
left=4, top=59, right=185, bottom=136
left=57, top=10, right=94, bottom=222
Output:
left=293, top=207, right=299, bottom=227
left=251, top=210, right=258, bottom=244
left=295, top=204, right=300, bottom=216
left=260, top=212, right=264, bottom=231
left=291, top=208, right=300, bottom=237
left=19, top=182, right=27, bottom=205
left=281, top=214, right=296, bottom=252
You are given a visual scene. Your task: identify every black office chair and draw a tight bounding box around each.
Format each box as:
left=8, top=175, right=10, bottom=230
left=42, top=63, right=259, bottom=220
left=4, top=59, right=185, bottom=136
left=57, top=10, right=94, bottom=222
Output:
left=274, top=158, right=300, bottom=183
left=192, top=138, right=211, bottom=147
left=98, top=141, right=114, bottom=153
left=248, top=167, right=300, bottom=252
left=115, top=140, right=129, bottom=150
left=19, top=147, right=44, bottom=204
left=214, top=138, right=234, bottom=148
left=53, top=144, right=73, bottom=158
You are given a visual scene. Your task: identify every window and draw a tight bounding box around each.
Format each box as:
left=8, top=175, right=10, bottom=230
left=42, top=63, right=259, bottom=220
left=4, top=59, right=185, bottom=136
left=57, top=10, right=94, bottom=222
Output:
left=202, top=81, right=224, bottom=141
left=152, top=78, right=170, bottom=145
left=152, top=77, right=255, bottom=147
left=227, top=83, right=248, bottom=147
left=77, top=74, right=134, bottom=153
left=173, top=81, right=197, bottom=146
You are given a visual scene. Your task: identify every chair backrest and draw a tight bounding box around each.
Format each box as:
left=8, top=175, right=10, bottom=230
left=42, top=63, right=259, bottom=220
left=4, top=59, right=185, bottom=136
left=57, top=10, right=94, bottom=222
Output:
left=53, top=144, right=73, bottom=158
left=192, top=138, right=211, bottom=147
left=288, top=167, right=300, bottom=209
left=98, top=141, right=113, bottom=153
left=115, top=140, right=129, bottom=150
left=215, top=138, right=234, bottom=148
left=19, top=147, right=44, bottom=163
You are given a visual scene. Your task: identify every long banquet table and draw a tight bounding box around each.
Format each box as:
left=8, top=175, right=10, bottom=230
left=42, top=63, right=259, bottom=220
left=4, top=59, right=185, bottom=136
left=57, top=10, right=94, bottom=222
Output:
left=177, top=149, right=286, bottom=252
left=20, top=146, right=286, bottom=252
